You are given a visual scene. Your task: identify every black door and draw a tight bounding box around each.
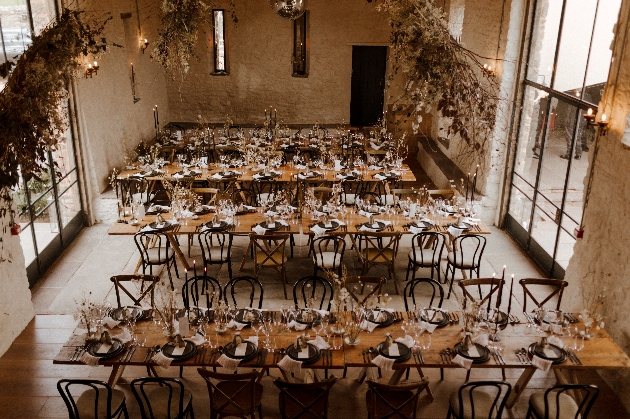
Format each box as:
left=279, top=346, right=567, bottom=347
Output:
left=350, top=46, right=387, bottom=126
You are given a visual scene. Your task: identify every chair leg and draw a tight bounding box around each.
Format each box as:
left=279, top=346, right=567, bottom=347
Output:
left=121, top=402, right=129, bottom=419
left=389, top=265, right=399, bottom=294
left=440, top=367, right=444, bottom=380
left=258, top=402, right=263, bottom=419
left=165, top=263, right=174, bottom=291
left=405, top=367, right=410, bottom=380
left=405, top=259, right=411, bottom=282
left=465, top=369, right=470, bottom=382
left=446, top=264, right=455, bottom=299
left=179, top=365, right=184, bottom=378
left=282, top=267, right=288, bottom=299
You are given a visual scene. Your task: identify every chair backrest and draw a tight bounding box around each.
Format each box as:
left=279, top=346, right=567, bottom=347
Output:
left=540, top=384, right=599, bottom=419
left=312, top=236, right=346, bottom=270
left=344, top=276, right=385, bottom=305
left=312, top=187, right=333, bottom=202
left=410, top=232, right=445, bottom=265
left=360, top=232, right=401, bottom=265
left=197, top=368, right=263, bottom=418
left=134, top=232, right=170, bottom=264
left=451, top=234, right=486, bottom=268
left=224, top=276, right=264, bottom=309
left=57, top=379, right=117, bottom=419
left=147, top=188, right=171, bottom=206
left=110, top=274, right=159, bottom=309
left=391, top=188, right=417, bottom=203
left=366, top=378, right=430, bottom=419
left=192, top=187, right=219, bottom=205
left=252, top=180, right=282, bottom=205
left=293, top=276, right=334, bottom=311
left=520, top=278, right=568, bottom=312
left=458, top=278, right=505, bottom=310
left=403, top=278, right=445, bottom=311
left=232, top=189, right=254, bottom=206
left=130, top=377, right=188, bottom=419
left=182, top=275, right=222, bottom=309
left=428, top=189, right=455, bottom=199
left=198, top=231, right=232, bottom=267
left=119, top=176, right=149, bottom=205
left=251, top=233, right=289, bottom=269
left=454, top=381, right=511, bottom=419
left=358, top=191, right=382, bottom=206
left=274, top=377, right=338, bottom=419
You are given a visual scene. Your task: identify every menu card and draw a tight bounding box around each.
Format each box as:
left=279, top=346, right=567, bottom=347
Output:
left=388, top=343, right=400, bottom=357
left=235, top=343, right=248, bottom=356
left=298, top=346, right=310, bottom=359
left=96, top=343, right=112, bottom=354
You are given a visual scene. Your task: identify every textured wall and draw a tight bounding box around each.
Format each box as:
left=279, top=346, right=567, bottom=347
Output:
left=563, top=0, right=630, bottom=409
left=165, top=0, right=392, bottom=125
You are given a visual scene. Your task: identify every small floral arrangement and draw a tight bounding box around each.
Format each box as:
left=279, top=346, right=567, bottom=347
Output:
left=580, top=288, right=605, bottom=331
left=153, top=281, right=178, bottom=336
left=74, top=292, right=97, bottom=340
left=327, top=266, right=354, bottom=312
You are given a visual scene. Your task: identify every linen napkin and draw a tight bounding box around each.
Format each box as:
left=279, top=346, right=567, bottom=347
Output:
left=420, top=218, right=435, bottom=226
left=173, top=173, right=184, bottom=179
left=409, top=226, right=426, bottom=235
left=310, top=225, right=327, bottom=238
left=419, top=321, right=438, bottom=334
left=103, top=316, right=120, bottom=329
left=245, top=336, right=259, bottom=346
left=464, top=217, right=480, bottom=225
left=472, top=333, right=489, bottom=347
left=452, top=354, right=473, bottom=370
left=276, top=220, right=289, bottom=227
left=217, top=354, right=241, bottom=372
left=113, top=329, right=132, bottom=344
left=152, top=351, right=174, bottom=368
left=375, top=219, right=392, bottom=226
left=278, top=356, right=302, bottom=374
left=548, top=336, right=564, bottom=348
left=184, top=334, right=206, bottom=346
left=329, top=219, right=346, bottom=226
left=227, top=320, right=247, bottom=331
left=296, top=164, right=307, bottom=170
left=370, top=143, right=382, bottom=150
left=532, top=355, right=553, bottom=372
left=395, top=335, right=415, bottom=349
left=373, top=174, right=387, bottom=181
left=371, top=355, right=394, bottom=371
left=211, top=173, right=223, bottom=179
left=359, top=225, right=376, bottom=232
left=252, top=225, right=267, bottom=235
left=359, top=320, right=379, bottom=332
left=287, top=321, right=307, bottom=331
left=308, top=336, right=330, bottom=350
left=447, top=226, right=463, bottom=238
left=80, top=351, right=101, bottom=367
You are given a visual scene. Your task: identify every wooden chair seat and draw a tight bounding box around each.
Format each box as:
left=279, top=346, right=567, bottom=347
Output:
left=529, top=392, right=578, bottom=419
left=143, top=386, right=193, bottom=418
left=449, top=390, right=497, bottom=419
left=76, top=388, right=127, bottom=419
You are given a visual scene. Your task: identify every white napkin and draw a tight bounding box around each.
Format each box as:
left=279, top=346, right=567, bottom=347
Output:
left=141, top=225, right=156, bottom=233
left=287, top=321, right=307, bottom=331
left=103, top=317, right=120, bottom=329
left=453, top=354, right=473, bottom=370
left=371, top=355, right=394, bottom=371
left=368, top=165, right=382, bottom=170
left=310, top=225, right=327, bottom=238
left=472, top=334, right=489, bottom=347
left=374, top=174, right=387, bottom=181
left=447, top=226, right=463, bottom=238
left=420, top=218, right=435, bottom=226
left=375, top=219, right=392, bottom=226
left=329, top=219, right=346, bottom=226
left=307, top=336, right=330, bottom=350
left=464, top=217, right=480, bottom=225
left=548, top=336, right=564, bottom=348
left=245, top=336, right=259, bottom=346
left=418, top=321, right=437, bottom=333
left=152, top=351, right=173, bottom=368
left=211, top=173, right=223, bottom=179
left=370, top=144, right=382, bottom=150
left=278, top=356, right=302, bottom=374
left=180, top=210, right=194, bottom=218
left=80, top=352, right=101, bottom=367
left=276, top=219, right=289, bottom=227
left=252, top=225, right=267, bottom=235
left=532, top=355, right=553, bottom=372
left=360, top=320, right=379, bottom=332
left=184, top=334, right=206, bottom=346
left=314, top=309, right=330, bottom=317
left=214, top=354, right=239, bottom=371
left=359, top=225, right=376, bottom=232
left=296, top=164, right=307, bottom=170
left=173, top=173, right=184, bottom=179
left=395, top=335, right=415, bottom=349
left=227, top=320, right=247, bottom=330
left=113, top=329, right=132, bottom=344
left=409, top=226, right=426, bottom=235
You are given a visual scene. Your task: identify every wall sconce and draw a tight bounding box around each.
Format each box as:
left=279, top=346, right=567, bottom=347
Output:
left=85, top=61, right=99, bottom=78
left=597, top=113, right=609, bottom=136
left=483, top=64, right=495, bottom=77
left=141, top=38, right=149, bottom=54
left=583, top=108, right=596, bottom=125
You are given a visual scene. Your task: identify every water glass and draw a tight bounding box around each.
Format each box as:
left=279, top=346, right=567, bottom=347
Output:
left=420, top=333, right=432, bottom=350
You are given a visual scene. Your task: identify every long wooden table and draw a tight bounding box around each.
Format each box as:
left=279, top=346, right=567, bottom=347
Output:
left=53, top=310, right=630, bottom=408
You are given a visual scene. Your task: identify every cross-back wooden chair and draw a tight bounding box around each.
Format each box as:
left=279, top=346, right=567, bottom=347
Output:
left=391, top=188, right=417, bottom=204
left=358, top=232, right=402, bottom=294
left=110, top=274, right=160, bottom=309
left=458, top=278, right=505, bottom=311
left=366, top=378, right=430, bottom=419
left=520, top=278, right=568, bottom=312
left=274, top=377, right=338, bottom=419
left=250, top=233, right=290, bottom=299
left=197, top=369, right=264, bottom=419
left=192, top=187, right=219, bottom=205
left=428, top=189, right=455, bottom=200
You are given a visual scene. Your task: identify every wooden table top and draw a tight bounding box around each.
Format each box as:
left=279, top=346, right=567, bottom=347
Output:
left=53, top=311, right=630, bottom=371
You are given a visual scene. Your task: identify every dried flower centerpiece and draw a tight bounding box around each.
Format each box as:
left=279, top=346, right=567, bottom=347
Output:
left=153, top=281, right=179, bottom=338
left=74, top=292, right=98, bottom=342
left=580, top=285, right=606, bottom=339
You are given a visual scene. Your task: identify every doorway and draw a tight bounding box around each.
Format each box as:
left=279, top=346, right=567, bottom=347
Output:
left=350, top=46, right=387, bottom=126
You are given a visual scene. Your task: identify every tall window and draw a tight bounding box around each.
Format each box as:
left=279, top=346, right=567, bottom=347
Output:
left=292, top=12, right=307, bottom=76
left=212, top=9, right=227, bottom=74
left=506, top=0, right=620, bottom=278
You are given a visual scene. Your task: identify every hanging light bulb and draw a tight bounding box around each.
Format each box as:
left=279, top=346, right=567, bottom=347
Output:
left=270, top=0, right=305, bottom=19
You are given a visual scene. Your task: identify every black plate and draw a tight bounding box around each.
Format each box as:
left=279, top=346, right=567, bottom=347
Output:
left=449, top=223, right=473, bottom=231
left=300, top=171, right=322, bottom=179
left=316, top=221, right=340, bottom=231
left=110, top=306, right=143, bottom=322
left=375, top=172, right=401, bottom=180
left=421, top=309, right=450, bottom=327
left=216, top=171, right=239, bottom=179
left=366, top=310, right=395, bottom=327
left=376, top=342, right=412, bottom=362
left=204, top=221, right=229, bottom=231
left=360, top=221, right=387, bottom=231
left=148, top=221, right=174, bottom=232
left=295, top=310, right=322, bottom=325
left=409, top=221, right=434, bottom=229
left=286, top=343, right=321, bottom=365
left=254, top=173, right=278, bottom=181
left=87, top=338, right=125, bottom=359
left=259, top=221, right=283, bottom=231
left=235, top=208, right=255, bottom=216
left=453, top=342, right=491, bottom=363
left=144, top=205, right=169, bottom=215
left=234, top=309, right=262, bottom=324
left=481, top=310, right=509, bottom=328
left=528, top=343, right=567, bottom=364
left=194, top=206, right=214, bottom=215
left=223, top=341, right=258, bottom=362
left=162, top=341, right=197, bottom=361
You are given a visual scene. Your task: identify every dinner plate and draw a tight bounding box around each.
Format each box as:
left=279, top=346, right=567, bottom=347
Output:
left=216, top=171, right=239, bottom=179
left=528, top=343, right=567, bottom=364
left=254, top=173, right=278, bottom=181
left=360, top=221, right=387, bottom=232
left=259, top=221, right=283, bottom=231
left=376, top=342, right=412, bottom=362
left=204, top=221, right=229, bottom=231
left=148, top=221, right=174, bottom=232
left=481, top=310, right=509, bottom=328
left=223, top=341, right=258, bottom=362
left=194, top=205, right=214, bottom=215
left=234, top=308, right=262, bottom=324
left=286, top=343, right=321, bottom=365
left=421, top=309, right=450, bottom=327
left=366, top=310, right=395, bottom=327
left=453, top=342, right=491, bottom=363
left=448, top=223, right=472, bottom=231
left=162, top=341, right=197, bottom=361
left=316, top=221, right=340, bottom=231
left=300, top=171, right=322, bottom=179
left=110, top=306, right=143, bottom=322
left=87, top=338, right=125, bottom=359
left=295, top=310, right=322, bottom=326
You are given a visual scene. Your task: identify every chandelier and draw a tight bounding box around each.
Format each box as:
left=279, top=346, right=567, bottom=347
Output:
left=270, top=0, right=305, bottom=19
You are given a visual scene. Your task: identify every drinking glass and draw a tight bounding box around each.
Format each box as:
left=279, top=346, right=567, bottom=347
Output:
left=421, top=333, right=432, bottom=350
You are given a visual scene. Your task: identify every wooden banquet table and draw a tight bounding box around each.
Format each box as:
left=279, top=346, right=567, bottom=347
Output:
left=53, top=310, right=630, bottom=408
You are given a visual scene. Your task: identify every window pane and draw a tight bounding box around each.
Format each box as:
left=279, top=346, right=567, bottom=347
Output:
left=530, top=203, right=558, bottom=256
left=584, top=0, right=622, bottom=88
left=0, top=0, right=32, bottom=62
left=19, top=224, right=36, bottom=266
left=564, top=116, right=594, bottom=225
left=556, top=215, right=578, bottom=269
left=33, top=198, right=59, bottom=253
left=553, top=0, right=598, bottom=92
left=52, top=125, right=76, bottom=178
left=526, top=0, right=563, bottom=85
left=30, top=0, right=56, bottom=35
left=513, top=86, right=547, bottom=188
left=213, top=10, right=226, bottom=72
left=58, top=183, right=81, bottom=229
left=508, top=185, right=534, bottom=229
left=57, top=169, right=77, bottom=195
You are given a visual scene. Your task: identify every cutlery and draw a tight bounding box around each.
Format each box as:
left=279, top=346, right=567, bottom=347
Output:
left=70, top=347, right=80, bottom=361
left=514, top=349, right=524, bottom=364
left=569, top=351, right=582, bottom=365
left=368, top=347, right=375, bottom=361
left=144, top=347, right=154, bottom=362
left=362, top=349, right=367, bottom=363
left=125, top=344, right=137, bottom=362
left=519, top=348, right=531, bottom=364
left=497, top=351, right=505, bottom=365
left=418, top=348, right=425, bottom=364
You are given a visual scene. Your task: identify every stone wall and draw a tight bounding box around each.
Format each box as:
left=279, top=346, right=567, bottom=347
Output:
left=0, top=200, right=35, bottom=356
left=165, top=0, right=392, bottom=124
left=563, top=0, right=630, bottom=409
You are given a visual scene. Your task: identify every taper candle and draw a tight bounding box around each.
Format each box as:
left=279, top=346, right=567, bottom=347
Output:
left=507, top=274, right=514, bottom=315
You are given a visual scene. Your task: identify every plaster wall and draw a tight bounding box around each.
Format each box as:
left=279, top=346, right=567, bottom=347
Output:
left=563, top=0, right=630, bottom=409
left=165, top=0, right=392, bottom=125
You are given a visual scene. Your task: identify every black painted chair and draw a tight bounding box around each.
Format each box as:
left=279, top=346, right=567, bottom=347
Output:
left=447, top=381, right=511, bottom=419
left=57, top=379, right=129, bottom=419
left=525, top=384, right=599, bottom=419
left=293, top=276, right=334, bottom=311
left=130, top=377, right=194, bottom=419
left=224, top=276, right=264, bottom=309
